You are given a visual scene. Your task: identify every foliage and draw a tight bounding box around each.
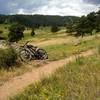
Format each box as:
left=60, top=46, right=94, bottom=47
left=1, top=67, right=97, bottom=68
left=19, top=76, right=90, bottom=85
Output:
left=67, top=9, right=100, bottom=37
left=75, top=13, right=96, bottom=36
left=0, top=30, right=4, bottom=40
left=30, top=28, right=35, bottom=36
left=0, top=48, right=18, bottom=69
left=0, top=30, right=3, bottom=34
left=8, top=23, right=25, bottom=42
left=51, top=26, right=59, bottom=32
left=0, top=14, right=79, bottom=28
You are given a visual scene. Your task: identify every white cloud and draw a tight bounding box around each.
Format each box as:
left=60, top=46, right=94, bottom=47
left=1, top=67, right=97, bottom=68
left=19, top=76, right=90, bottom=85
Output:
left=17, top=9, right=25, bottom=14
left=0, top=0, right=99, bottom=16
left=32, top=0, right=100, bottom=16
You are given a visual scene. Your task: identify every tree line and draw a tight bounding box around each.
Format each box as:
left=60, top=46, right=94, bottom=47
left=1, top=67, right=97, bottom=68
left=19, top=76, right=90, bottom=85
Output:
left=68, top=9, right=100, bottom=37
left=0, top=14, right=79, bottom=28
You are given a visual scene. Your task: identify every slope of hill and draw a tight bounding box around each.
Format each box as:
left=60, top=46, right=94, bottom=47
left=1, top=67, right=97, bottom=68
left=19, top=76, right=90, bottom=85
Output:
left=0, top=14, right=79, bottom=27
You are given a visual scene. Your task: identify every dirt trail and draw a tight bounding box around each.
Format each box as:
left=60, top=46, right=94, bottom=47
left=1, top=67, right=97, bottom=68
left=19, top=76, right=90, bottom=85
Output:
left=0, top=49, right=95, bottom=100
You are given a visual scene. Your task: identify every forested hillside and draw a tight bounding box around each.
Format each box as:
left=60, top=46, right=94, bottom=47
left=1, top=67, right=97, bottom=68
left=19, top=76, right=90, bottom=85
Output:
left=0, top=14, right=79, bottom=28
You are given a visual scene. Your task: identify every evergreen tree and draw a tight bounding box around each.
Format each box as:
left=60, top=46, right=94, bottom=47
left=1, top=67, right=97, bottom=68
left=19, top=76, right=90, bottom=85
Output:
left=8, top=23, right=25, bottom=42
left=31, top=28, right=35, bottom=36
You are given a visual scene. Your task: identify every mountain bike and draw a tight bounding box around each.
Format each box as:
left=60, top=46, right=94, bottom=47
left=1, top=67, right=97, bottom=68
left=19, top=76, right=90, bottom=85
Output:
left=19, top=41, right=48, bottom=62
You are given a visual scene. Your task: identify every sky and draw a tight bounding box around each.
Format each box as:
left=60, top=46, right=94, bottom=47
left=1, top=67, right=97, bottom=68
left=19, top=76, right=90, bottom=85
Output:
left=0, top=0, right=100, bottom=16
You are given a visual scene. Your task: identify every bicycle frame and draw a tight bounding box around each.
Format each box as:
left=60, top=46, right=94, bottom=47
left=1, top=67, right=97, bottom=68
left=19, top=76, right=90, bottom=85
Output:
left=19, top=41, right=48, bottom=61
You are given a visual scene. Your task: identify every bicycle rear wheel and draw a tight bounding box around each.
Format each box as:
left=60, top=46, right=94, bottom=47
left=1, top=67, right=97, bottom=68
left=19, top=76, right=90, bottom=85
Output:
left=36, top=49, right=48, bottom=60
left=19, top=49, right=32, bottom=62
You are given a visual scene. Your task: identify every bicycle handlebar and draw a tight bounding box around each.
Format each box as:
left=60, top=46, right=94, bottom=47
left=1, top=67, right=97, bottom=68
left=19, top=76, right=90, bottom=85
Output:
left=24, top=41, right=30, bottom=46
left=22, top=41, right=37, bottom=49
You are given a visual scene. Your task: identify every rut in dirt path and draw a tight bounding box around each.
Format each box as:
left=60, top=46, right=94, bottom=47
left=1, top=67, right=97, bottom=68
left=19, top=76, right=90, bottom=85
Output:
left=0, top=49, right=95, bottom=100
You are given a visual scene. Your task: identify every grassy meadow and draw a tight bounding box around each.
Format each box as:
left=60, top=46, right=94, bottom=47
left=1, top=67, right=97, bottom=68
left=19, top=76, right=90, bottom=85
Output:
left=0, top=24, right=100, bottom=82
left=0, top=23, right=100, bottom=100
left=10, top=51, right=100, bottom=100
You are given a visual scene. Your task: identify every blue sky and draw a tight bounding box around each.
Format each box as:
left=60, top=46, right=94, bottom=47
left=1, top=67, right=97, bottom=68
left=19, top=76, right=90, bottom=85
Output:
left=0, top=0, right=100, bottom=16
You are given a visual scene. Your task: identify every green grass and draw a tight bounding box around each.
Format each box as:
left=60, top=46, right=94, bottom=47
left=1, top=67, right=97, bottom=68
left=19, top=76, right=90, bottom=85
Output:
left=44, top=38, right=100, bottom=61
left=22, top=29, right=67, bottom=42
left=0, top=24, right=10, bottom=38
left=10, top=53, right=100, bottom=100
left=0, top=60, right=47, bottom=82
left=0, top=24, right=67, bottom=42
left=17, top=25, right=58, bottom=41
left=0, top=34, right=100, bottom=81
left=0, top=23, right=100, bottom=83
left=0, top=64, right=28, bottom=82
left=0, top=24, right=49, bottom=42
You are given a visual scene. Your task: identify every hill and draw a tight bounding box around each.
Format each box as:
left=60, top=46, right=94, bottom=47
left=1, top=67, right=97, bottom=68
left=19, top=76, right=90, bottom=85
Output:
left=0, top=14, right=79, bottom=28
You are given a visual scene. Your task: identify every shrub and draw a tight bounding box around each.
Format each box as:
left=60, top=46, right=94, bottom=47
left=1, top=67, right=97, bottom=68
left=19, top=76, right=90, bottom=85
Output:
left=0, top=30, right=3, bottom=34
left=51, top=26, right=59, bottom=32
left=8, top=23, right=25, bottom=42
left=0, top=48, right=18, bottom=69
left=31, top=28, right=35, bottom=36
left=5, top=27, right=7, bottom=29
left=0, top=37, right=5, bottom=40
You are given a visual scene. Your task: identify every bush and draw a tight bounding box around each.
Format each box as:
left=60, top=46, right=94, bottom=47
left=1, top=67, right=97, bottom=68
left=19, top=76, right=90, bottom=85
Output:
left=0, top=37, right=5, bottom=40
left=5, top=27, right=7, bottom=29
left=0, top=30, right=3, bottom=34
left=0, top=48, right=18, bottom=69
left=8, top=23, right=25, bottom=42
left=51, top=26, right=59, bottom=32
left=31, top=28, right=35, bottom=36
